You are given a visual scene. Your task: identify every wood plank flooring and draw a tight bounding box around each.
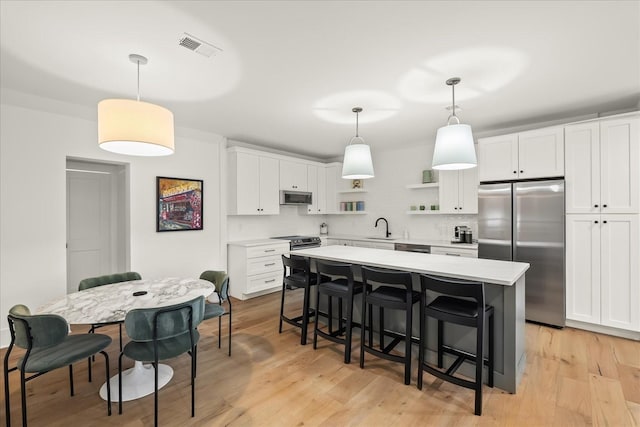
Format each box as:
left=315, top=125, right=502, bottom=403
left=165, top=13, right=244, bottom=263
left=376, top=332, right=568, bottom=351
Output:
left=1, top=290, right=638, bottom=426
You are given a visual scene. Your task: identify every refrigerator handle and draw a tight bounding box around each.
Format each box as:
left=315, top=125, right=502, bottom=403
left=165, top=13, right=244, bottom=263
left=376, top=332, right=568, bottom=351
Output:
left=511, top=182, right=517, bottom=261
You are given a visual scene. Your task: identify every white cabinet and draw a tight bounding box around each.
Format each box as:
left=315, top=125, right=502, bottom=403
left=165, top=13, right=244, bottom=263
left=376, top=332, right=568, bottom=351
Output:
left=228, top=240, right=290, bottom=300
left=477, top=126, right=564, bottom=182
left=325, top=238, right=393, bottom=250
left=305, top=165, right=327, bottom=215
left=430, top=246, right=478, bottom=258
left=280, top=160, right=308, bottom=191
left=565, top=115, right=639, bottom=214
left=228, top=149, right=280, bottom=215
left=438, top=168, right=478, bottom=214
left=324, top=163, right=341, bottom=214
left=566, top=214, right=639, bottom=332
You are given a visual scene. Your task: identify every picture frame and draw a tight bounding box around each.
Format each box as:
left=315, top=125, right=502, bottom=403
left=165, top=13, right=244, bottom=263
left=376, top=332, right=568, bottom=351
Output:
left=156, top=176, right=203, bottom=232
left=351, top=179, right=363, bottom=189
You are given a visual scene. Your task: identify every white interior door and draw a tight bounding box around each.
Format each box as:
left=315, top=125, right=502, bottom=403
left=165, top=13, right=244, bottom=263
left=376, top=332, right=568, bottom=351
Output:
left=66, top=160, right=127, bottom=293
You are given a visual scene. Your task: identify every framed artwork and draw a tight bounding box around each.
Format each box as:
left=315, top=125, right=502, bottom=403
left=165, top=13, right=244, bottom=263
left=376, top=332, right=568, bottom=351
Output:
left=156, top=176, right=203, bottom=232
left=351, top=179, right=363, bottom=189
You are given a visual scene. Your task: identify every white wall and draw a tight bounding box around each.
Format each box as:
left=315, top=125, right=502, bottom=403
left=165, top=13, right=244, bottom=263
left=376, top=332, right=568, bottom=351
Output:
left=0, top=100, right=227, bottom=347
left=327, top=143, right=477, bottom=240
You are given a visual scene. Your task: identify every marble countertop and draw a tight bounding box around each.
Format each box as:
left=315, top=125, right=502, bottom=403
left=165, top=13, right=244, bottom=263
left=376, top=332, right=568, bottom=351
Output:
left=325, top=234, right=478, bottom=250
left=294, top=245, right=527, bottom=286
left=228, top=239, right=291, bottom=247
left=37, top=277, right=214, bottom=325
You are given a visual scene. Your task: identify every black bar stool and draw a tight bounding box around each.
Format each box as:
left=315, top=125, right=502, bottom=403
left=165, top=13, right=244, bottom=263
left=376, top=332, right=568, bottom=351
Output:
left=360, top=267, right=421, bottom=385
left=418, top=274, right=494, bottom=416
left=280, top=255, right=325, bottom=345
left=313, top=261, right=363, bottom=364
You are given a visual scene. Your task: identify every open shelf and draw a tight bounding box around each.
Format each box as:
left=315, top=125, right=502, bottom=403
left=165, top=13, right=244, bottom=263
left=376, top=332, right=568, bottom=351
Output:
left=338, top=189, right=368, bottom=193
left=405, top=183, right=439, bottom=189
left=406, top=210, right=440, bottom=215
left=329, top=211, right=368, bottom=215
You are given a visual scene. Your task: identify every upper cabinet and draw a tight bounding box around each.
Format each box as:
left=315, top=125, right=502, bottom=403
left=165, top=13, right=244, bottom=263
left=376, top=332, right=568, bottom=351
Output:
left=477, top=126, right=564, bottom=182
left=324, top=163, right=341, bottom=214
left=280, top=160, right=308, bottom=191
left=565, top=115, right=639, bottom=214
left=228, top=149, right=280, bottom=215
left=438, top=167, right=478, bottom=214
left=306, top=164, right=327, bottom=215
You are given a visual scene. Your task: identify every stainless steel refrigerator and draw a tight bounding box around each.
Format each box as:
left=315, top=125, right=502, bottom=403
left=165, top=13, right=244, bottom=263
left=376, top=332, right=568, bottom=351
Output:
left=478, top=179, right=565, bottom=327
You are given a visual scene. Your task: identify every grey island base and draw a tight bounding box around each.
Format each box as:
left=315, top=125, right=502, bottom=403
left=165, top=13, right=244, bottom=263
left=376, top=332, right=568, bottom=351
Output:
left=293, top=245, right=530, bottom=394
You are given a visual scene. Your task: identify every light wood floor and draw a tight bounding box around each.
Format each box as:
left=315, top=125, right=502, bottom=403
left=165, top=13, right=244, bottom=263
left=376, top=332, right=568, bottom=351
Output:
left=1, top=290, right=639, bottom=426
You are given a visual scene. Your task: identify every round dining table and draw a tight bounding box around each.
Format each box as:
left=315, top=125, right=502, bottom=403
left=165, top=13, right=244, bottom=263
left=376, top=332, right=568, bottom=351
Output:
left=37, top=277, right=214, bottom=402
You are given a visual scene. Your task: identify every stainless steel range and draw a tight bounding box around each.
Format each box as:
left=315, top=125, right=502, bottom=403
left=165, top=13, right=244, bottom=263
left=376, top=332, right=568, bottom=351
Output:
left=272, top=235, right=321, bottom=251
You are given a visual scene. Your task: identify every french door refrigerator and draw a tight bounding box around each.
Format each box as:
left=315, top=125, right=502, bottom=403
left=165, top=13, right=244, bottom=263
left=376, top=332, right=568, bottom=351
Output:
left=478, top=179, right=565, bottom=327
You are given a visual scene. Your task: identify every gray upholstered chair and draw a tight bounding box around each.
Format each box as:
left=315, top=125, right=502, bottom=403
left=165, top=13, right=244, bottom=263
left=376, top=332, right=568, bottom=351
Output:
left=78, top=271, right=141, bottom=380
left=3, top=304, right=112, bottom=427
left=199, top=270, right=232, bottom=356
left=118, top=295, right=205, bottom=426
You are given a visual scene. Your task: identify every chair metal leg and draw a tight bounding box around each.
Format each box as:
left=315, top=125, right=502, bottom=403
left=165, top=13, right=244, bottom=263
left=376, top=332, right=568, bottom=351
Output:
left=20, top=369, right=27, bottom=427
left=100, top=351, right=112, bottom=416
left=404, top=302, right=412, bottom=385
left=154, top=359, right=159, bottom=427
left=118, top=323, right=123, bottom=352
left=3, top=348, right=11, bottom=427
left=437, top=319, right=444, bottom=368
left=228, top=306, right=232, bottom=357
left=379, top=307, right=384, bottom=350
left=474, top=317, right=485, bottom=416
left=417, top=295, right=425, bottom=391
left=69, top=364, right=74, bottom=396
left=488, top=312, right=494, bottom=388
left=359, top=290, right=367, bottom=369
left=301, top=285, right=310, bottom=345
left=118, top=353, right=124, bottom=415
left=344, top=293, right=353, bottom=364
left=218, top=316, right=222, bottom=349
left=279, top=283, right=286, bottom=333
left=191, top=346, right=197, bottom=417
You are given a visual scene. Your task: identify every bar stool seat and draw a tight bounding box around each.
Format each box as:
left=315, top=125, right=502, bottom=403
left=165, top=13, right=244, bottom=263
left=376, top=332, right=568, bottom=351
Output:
left=280, top=255, right=328, bottom=345
left=418, top=274, right=494, bottom=416
left=313, top=261, right=363, bottom=364
left=360, top=267, right=420, bottom=385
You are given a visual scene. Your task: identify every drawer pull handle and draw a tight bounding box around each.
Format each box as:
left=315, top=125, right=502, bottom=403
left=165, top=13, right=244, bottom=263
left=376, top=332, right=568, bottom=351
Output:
left=264, top=249, right=276, bottom=253
left=264, top=263, right=276, bottom=266
left=446, top=253, right=461, bottom=256
left=264, top=279, right=276, bottom=283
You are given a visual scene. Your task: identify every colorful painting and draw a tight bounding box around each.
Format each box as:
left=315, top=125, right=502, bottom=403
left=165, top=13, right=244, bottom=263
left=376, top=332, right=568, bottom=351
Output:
left=156, top=177, right=203, bottom=232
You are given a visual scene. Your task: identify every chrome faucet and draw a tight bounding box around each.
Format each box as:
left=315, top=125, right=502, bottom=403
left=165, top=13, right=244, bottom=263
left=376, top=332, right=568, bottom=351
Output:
left=375, top=217, right=391, bottom=238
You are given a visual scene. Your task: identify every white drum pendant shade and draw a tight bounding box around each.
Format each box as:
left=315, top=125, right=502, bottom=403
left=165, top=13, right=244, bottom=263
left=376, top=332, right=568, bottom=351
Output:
left=432, top=123, right=477, bottom=170
left=342, top=141, right=374, bottom=179
left=98, top=99, right=175, bottom=156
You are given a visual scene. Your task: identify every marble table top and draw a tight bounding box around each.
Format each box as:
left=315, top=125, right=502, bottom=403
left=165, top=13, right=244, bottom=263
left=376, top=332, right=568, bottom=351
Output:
left=38, top=277, right=214, bottom=325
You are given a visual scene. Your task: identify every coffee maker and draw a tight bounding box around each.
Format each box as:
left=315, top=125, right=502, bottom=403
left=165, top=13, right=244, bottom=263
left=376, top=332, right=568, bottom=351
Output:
left=452, top=226, right=472, bottom=244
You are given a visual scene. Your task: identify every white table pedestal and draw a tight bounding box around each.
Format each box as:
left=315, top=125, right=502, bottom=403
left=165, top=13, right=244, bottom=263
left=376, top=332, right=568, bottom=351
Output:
left=99, top=361, right=173, bottom=402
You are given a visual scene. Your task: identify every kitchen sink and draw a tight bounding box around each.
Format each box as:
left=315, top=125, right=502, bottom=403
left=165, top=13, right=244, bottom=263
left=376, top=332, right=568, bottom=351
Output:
left=365, top=237, right=397, bottom=241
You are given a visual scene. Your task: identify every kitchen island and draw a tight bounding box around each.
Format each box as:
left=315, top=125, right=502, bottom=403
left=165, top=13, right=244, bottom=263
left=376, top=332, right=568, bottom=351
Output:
left=293, top=245, right=529, bottom=393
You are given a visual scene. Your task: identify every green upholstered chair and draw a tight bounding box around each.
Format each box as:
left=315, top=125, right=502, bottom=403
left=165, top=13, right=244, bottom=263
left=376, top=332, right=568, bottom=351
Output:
left=78, top=271, right=141, bottom=380
left=118, top=295, right=205, bottom=426
left=3, top=304, right=112, bottom=427
left=199, top=270, right=232, bottom=356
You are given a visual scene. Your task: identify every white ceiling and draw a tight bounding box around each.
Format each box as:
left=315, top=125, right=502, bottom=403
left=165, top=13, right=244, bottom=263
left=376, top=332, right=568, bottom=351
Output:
left=1, top=1, right=638, bottom=160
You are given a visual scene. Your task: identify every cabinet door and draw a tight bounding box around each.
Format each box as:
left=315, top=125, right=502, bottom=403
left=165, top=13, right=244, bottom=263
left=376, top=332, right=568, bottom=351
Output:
left=458, top=167, right=478, bottom=214
left=477, top=134, right=518, bottom=182
left=566, top=214, right=601, bottom=324
left=600, top=215, right=639, bottom=331
left=565, top=122, right=600, bottom=214
left=316, top=166, right=327, bottom=214
left=324, top=164, right=341, bottom=214
left=517, top=126, right=564, bottom=179
left=438, top=170, right=460, bottom=213
left=235, top=152, right=260, bottom=214
left=280, top=160, right=308, bottom=190
left=600, top=116, right=639, bottom=214
left=259, top=157, right=280, bottom=215
left=306, top=165, right=319, bottom=214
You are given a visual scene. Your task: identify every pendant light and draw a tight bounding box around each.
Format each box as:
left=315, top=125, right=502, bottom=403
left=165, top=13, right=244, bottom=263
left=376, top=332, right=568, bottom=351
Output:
left=432, top=77, right=477, bottom=170
left=98, top=54, right=175, bottom=156
left=342, top=107, right=374, bottom=179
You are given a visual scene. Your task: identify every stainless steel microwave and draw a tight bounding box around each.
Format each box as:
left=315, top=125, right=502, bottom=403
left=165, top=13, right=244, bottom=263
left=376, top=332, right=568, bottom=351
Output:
left=280, top=190, right=312, bottom=205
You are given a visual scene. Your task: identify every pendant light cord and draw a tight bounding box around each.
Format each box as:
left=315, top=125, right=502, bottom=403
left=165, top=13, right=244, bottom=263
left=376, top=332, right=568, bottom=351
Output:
left=136, top=59, right=141, bottom=102
left=447, top=78, right=461, bottom=125
left=355, top=110, right=359, bottom=137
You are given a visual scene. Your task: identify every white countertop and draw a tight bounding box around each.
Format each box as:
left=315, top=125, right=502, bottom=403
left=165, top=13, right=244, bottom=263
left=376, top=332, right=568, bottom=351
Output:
left=293, top=245, right=528, bottom=286
left=325, top=234, right=478, bottom=250
left=228, top=239, right=291, bottom=247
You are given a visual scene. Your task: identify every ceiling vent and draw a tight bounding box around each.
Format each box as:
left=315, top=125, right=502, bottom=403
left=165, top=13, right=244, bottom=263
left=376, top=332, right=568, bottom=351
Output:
left=178, top=33, right=222, bottom=58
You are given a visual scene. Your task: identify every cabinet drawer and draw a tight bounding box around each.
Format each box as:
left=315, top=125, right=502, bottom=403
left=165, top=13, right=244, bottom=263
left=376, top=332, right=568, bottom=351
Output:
left=431, top=246, right=478, bottom=258
left=246, top=271, right=282, bottom=294
left=247, top=244, right=288, bottom=259
left=247, top=255, right=283, bottom=276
